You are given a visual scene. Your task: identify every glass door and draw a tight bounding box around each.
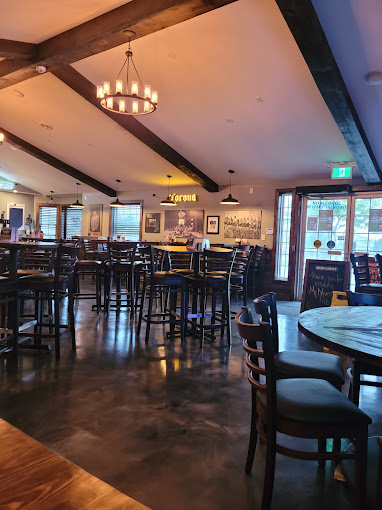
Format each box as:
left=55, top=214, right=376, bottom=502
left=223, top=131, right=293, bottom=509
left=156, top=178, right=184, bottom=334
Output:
left=297, top=196, right=351, bottom=298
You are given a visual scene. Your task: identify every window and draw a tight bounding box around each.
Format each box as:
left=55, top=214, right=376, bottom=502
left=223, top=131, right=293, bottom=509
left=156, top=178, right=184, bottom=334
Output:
left=61, top=206, right=83, bottom=238
left=275, top=192, right=292, bottom=280
left=110, top=203, right=142, bottom=241
left=38, top=205, right=58, bottom=238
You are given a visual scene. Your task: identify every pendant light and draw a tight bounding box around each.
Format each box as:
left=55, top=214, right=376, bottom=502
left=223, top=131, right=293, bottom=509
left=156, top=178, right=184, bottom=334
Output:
left=160, top=175, right=177, bottom=206
left=220, top=170, right=239, bottom=205
left=71, top=182, right=84, bottom=208
left=110, top=179, right=125, bottom=207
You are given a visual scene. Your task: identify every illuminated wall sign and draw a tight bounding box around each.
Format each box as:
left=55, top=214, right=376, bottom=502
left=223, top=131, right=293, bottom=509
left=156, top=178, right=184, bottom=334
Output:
left=0, top=182, right=14, bottom=190
left=331, top=166, right=352, bottom=179
left=169, top=193, right=197, bottom=203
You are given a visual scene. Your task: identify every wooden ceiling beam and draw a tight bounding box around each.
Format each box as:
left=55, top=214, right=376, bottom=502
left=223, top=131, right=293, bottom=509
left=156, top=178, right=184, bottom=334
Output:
left=0, top=0, right=238, bottom=90
left=0, top=38, right=37, bottom=59
left=276, top=0, right=382, bottom=184
left=0, top=128, right=116, bottom=197
left=52, top=65, right=219, bottom=192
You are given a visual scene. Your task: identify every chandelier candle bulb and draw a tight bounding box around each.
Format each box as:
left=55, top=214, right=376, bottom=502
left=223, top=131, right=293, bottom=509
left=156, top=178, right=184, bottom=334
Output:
left=151, top=91, right=158, bottom=104
left=144, top=101, right=150, bottom=113
left=116, top=80, right=123, bottom=94
left=144, top=85, right=151, bottom=99
left=0, top=133, right=4, bottom=144
left=103, top=82, right=110, bottom=95
left=132, top=101, right=139, bottom=114
left=106, top=97, right=113, bottom=109
left=97, top=86, right=104, bottom=98
left=131, top=81, right=138, bottom=95
left=119, top=100, right=125, bottom=112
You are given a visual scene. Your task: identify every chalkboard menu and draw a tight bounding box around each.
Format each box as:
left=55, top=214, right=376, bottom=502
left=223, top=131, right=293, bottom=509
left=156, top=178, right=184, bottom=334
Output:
left=300, top=259, right=350, bottom=312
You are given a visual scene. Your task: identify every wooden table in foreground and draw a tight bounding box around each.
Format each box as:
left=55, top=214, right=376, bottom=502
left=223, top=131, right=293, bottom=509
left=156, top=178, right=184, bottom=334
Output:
left=0, top=419, right=151, bottom=510
left=298, top=306, right=382, bottom=368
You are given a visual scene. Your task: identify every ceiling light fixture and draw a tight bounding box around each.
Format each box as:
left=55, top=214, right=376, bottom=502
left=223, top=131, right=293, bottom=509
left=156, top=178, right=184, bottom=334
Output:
left=13, top=183, right=18, bottom=193
left=0, top=132, right=4, bottom=145
left=97, top=30, right=157, bottom=116
left=110, top=179, right=125, bottom=207
left=220, top=170, right=239, bottom=205
left=71, top=182, right=84, bottom=208
left=160, top=175, right=177, bottom=206
left=48, top=191, right=56, bottom=204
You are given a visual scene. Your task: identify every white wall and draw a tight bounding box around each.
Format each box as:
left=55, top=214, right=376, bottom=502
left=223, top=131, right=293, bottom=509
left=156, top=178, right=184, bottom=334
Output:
left=79, top=176, right=359, bottom=249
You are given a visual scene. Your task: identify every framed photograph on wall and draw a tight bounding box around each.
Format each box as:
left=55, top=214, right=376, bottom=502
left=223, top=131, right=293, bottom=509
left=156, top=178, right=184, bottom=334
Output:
left=206, top=215, right=220, bottom=234
left=164, top=209, right=204, bottom=237
left=145, top=212, right=161, bottom=233
left=224, top=210, right=262, bottom=239
left=89, top=204, right=102, bottom=235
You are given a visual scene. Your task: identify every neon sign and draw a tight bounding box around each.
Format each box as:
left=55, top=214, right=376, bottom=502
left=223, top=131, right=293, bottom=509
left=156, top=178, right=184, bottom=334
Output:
left=169, top=193, right=197, bottom=203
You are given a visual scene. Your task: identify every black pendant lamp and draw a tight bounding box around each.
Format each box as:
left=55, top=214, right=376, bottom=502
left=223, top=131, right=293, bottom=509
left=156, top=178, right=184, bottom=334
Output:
left=160, top=175, right=177, bottom=206
left=71, top=182, right=84, bottom=208
left=110, top=179, right=125, bottom=207
left=220, top=170, right=239, bottom=205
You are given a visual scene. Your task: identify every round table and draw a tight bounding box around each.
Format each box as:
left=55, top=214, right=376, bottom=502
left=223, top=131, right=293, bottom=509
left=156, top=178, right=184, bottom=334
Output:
left=298, top=306, right=382, bottom=368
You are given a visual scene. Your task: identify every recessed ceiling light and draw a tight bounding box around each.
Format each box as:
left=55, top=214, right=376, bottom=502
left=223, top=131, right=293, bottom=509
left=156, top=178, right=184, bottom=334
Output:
left=225, top=119, right=234, bottom=124
left=40, top=122, right=53, bottom=130
left=13, top=90, right=24, bottom=98
left=36, top=65, right=47, bottom=74
left=364, top=71, right=382, bottom=85
left=168, top=52, right=177, bottom=60
left=255, top=96, right=264, bottom=103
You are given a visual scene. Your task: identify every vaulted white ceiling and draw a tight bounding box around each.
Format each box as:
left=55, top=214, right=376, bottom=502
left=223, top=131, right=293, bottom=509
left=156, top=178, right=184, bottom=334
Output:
left=0, top=0, right=366, bottom=196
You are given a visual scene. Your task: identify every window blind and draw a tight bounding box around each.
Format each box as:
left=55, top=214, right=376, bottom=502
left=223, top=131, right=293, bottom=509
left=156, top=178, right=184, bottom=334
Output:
left=38, top=206, right=58, bottom=238
left=110, top=203, right=141, bottom=241
left=61, top=206, right=83, bottom=238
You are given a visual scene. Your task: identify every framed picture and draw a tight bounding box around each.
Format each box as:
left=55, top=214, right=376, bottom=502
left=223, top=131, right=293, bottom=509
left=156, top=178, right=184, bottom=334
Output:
left=164, top=209, right=204, bottom=237
left=224, top=210, right=262, bottom=239
left=206, top=215, right=220, bottom=234
left=89, top=204, right=102, bottom=235
left=145, top=212, right=161, bottom=233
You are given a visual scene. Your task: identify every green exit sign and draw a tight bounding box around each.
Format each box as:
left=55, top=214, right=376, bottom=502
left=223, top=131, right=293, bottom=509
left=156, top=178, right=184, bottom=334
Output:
left=331, top=166, right=352, bottom=179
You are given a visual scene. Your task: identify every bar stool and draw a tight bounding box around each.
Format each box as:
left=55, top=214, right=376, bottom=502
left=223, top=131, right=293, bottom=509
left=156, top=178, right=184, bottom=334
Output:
left=18, top=244, right=79, bottom=360
left=350, top=253, right=382, bottom=294
left=137, top=246, right=186, bottom=343
left=104, top=242, right=137, bottom=315
left=0, top=277, right=19, bottom=355
left=184, top=249, right=236, bottom=347
left=74, top=259, right=102, bottom=312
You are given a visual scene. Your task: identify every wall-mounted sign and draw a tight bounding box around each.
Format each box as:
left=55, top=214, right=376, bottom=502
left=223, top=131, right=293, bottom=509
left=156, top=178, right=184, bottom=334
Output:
left=313, top=239, right=322, bottom=248
left=168, top=193, right=197, bottom=203
left=331, top=166, right=352, bottom=179
left=0, top=181, right=14, bottom=190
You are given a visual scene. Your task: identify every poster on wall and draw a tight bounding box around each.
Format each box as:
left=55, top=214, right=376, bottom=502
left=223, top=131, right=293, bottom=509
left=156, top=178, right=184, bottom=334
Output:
left=224, top=210, right=261, bottom=239
left=89, top=204, right=102, bottom=235
left=369, top=209, right=382, bottom=232
left=206, top=215, right=220, bottom=234
left=306, top=216, right=318, bottom=231
left=318, top=209, right=333, bottom=231
left=145, top=212, right=161, bottom=233
left=164, top=209, right=204, bottom=237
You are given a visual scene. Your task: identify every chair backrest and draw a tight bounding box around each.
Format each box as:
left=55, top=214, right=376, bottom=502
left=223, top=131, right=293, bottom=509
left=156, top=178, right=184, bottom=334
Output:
left=350, top=253, right=370, bottom=291
left=233, top=247, right=254, bottom=276
left=235, top=307, right=276, bottom=422
left=53, top=244, right=79, bottom=282
left=253, top=292, right=279, bottom=352
left=20, top=248, right=55, bottom=272
left=108, top=241, right=137, bottom=264
left=376, top=254, right=382, bottom=281
left=346, top=290, right=382, bottom=306
left=200, top=249, right=236, bottom=279
left=253, top=245, right=265, bottom=268
left=168, top=251, right=192, bottom=271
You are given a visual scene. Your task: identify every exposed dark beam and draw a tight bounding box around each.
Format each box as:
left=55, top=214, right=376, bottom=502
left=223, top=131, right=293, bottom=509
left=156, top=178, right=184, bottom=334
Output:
left=0, top=0, right=238, bottom=90
left=276, top=0, right=382, bottom=184
left=53, top=66, right=219, bottom=192
left=0, top=38, right=37, bottom=59
left=0, top=128, right=116, bottom=197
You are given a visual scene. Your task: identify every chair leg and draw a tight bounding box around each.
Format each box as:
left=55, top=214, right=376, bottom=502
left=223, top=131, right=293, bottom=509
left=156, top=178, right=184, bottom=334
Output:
left=245, top=387, right=258, bottom=473
left=145, top=285, right=154, bottom=343
left=129, top=270, right=135, bottom=313
left=226, top=285, right=232, bottom=345
left=351, top=363, right=361, bottom=407
left=262, top=426, right=277, bottom=510
left=318, top=438, right=326, bottom=468
left=137, top=280, right=146, bottom=336
left=180, top=284, right=186, bottom=342
left=200, top=286, right=206, bottom=348
left=354, top=432, right=368, bottom=510
left=54, top=290, right=60, bottom=361
left=68, top=283, right=76, bottom=351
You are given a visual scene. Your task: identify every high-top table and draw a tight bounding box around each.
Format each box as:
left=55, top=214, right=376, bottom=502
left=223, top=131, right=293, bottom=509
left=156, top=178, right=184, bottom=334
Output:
left=298, top=305, right=382, bottom=367
left=0, top=418, right=150, bottom=509
left=0, top=240, right=58, bottom=279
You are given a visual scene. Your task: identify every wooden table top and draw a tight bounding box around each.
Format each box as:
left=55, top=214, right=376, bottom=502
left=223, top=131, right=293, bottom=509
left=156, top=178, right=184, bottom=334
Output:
left=0, top=419, right=150, bottom=509
left=154, top=245, right=232, bottom=253
left=298, top=306, right=382, bottom=367
left=0, top=240, right=58, bottom=249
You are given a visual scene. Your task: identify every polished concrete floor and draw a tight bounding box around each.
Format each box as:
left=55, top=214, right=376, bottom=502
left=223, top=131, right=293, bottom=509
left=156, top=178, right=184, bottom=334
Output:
left=0, top=288, right=381, bottom=510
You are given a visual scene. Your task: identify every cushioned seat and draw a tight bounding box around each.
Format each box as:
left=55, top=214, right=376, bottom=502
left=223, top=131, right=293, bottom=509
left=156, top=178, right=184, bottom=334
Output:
left=19, top=273, right=67, bottom=283
left=3, top=269, right=49, bottom=276
left=359, top=283, right=382, bottom=293
left=276, top=350, right=344, bottom=388
left=256, top=378, right=371, bottom=425
left=76, top=260, right=102, bottom=267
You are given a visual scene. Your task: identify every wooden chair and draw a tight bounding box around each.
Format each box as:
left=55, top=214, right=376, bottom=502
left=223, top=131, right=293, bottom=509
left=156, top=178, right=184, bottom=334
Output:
left=346, top=290, right=382, bottom=406
left=168, top=251, right=193, bottom=276
left=254, top=293, right=344, bottom=389
left=184, top=249, right=236, bottom=347
left=350, top=253, right=382, bottom=294
left=235, top=307, right=371, bottom=510
left=230, top=247, right=254, bottom=305
left=137, top=246, right=186, bottom=343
